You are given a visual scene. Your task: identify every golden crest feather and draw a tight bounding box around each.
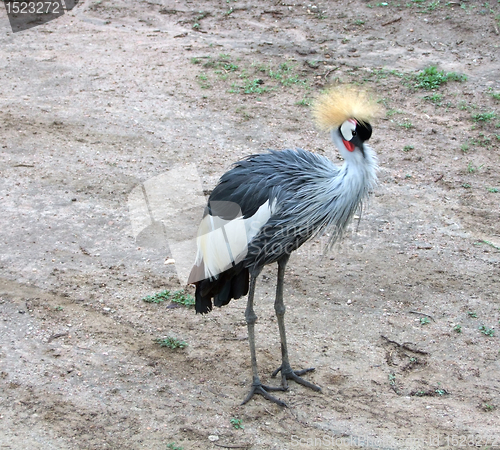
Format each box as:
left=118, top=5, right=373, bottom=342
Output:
left=312, top=86, right=380, bottom=131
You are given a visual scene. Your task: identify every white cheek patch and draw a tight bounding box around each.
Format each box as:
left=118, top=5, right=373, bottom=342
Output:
left=340, top=119, right=356, bottom=141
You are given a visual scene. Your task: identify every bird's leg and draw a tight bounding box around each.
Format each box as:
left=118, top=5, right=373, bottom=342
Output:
left=271, top=255, right=322, bottom=393
left=241, top=268, right=287, bottom=407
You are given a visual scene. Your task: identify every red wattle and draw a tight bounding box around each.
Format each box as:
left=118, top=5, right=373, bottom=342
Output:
left=343, top=139, right=355, bottom=152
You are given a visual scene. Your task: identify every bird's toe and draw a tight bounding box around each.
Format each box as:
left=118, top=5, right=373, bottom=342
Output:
left=241, top=381, right=287, bottom=407
left=272, top=364, right=321, bottom=392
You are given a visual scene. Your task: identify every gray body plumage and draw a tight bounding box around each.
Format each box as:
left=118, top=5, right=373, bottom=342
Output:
left=190, top=137, right=377, bottom=313
left=215, top=147, right=375, bottom=268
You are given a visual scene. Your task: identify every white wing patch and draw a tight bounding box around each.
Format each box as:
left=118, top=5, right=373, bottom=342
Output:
left=190, top=199, right=276, bottom=282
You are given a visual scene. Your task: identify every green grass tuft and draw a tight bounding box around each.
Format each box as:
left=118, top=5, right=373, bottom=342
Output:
left=398, top=121, right=414, bottom=130
left=472, top=112, right=496, bottom=123
left=142, top=289, right=195, bottom=307
left=230, top=418, right=244, bottom=429
left=414, top=66, right=466, bottom=90
left=479, top=325, right=495, bottom=337
left=268, top=62, right=307, bottom=87
left=295, top=97, right=312, bottom=107
left=155, top=336, right=188, bottom=349
left=420, top=317, right=430, bottom=325
left=467, top=162, right=483, bottom=173
left=242, top=79, right=268, bottom=94
left=196, top=73, right=211, bottom=89
left=167, top=443, right=183, bottom=450
left=424, top=93, right=443, bottom=105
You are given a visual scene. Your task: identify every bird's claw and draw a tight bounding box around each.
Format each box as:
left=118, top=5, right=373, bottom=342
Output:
left=272, top=365, right=322, bottom=392
left=241, top=382, right=288, bottom=407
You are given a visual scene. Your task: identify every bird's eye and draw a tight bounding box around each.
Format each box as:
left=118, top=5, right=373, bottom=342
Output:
left=352, top=130, right=357, bottom=136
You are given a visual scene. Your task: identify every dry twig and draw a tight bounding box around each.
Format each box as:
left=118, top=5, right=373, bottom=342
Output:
left=382, top=17, right=402, bottom=27
left=213, top=443, right=252, bottom=449
left=381, top=335, right=429, bottom=355
left=47, top=332, right=68, bottom=343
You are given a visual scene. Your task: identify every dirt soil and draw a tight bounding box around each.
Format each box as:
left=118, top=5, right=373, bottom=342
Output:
left=1, top=1, right=500, bottom=449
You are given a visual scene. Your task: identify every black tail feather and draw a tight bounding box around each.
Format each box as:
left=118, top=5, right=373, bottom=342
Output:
left=214, top=280, right=232, bottom=308
left=195, top=284, right=213, bottom=314
left=194, top=262, right=249, bottom=314
left=231, top=267, right=249, bottom=300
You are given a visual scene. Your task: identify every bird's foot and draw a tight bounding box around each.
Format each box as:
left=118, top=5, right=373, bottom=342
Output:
left=272, top=364, right=322, bottom=392
left=241, top=381, right=288, bottom=407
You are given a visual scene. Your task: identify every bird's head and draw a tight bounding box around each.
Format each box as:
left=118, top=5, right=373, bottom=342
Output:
left=334, top=118, right=372, bottom=161
left=312, top=86, right=379, bottom=163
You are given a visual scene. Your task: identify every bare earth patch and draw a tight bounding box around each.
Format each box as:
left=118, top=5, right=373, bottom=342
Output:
left=0, top=1, right=499, bottom=449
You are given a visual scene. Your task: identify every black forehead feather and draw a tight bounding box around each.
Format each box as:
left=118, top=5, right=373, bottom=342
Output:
left=356, top=121, right=372, bottom=141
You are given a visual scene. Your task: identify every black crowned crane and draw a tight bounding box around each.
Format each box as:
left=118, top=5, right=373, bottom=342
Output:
left=188, top=87, right=379, bottom=407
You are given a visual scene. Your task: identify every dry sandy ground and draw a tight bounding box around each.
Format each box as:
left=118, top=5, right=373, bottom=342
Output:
left=1, top=1, right=500, bottom=449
